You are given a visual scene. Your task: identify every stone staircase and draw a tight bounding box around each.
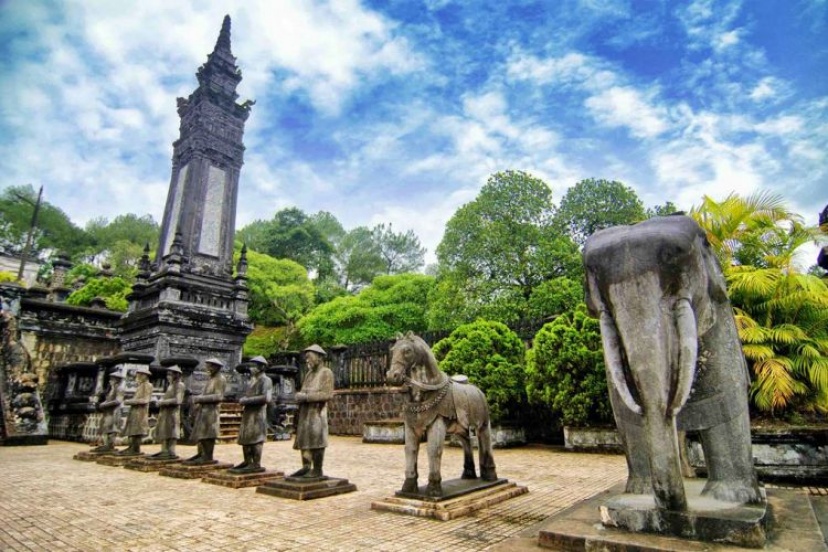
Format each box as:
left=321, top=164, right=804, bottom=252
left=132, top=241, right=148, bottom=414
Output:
left=218, top=402, right=242, bottom=443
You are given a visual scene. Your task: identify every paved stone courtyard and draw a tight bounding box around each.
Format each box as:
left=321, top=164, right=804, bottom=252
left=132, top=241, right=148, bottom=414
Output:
left=0, top=437, right=628, bottom=551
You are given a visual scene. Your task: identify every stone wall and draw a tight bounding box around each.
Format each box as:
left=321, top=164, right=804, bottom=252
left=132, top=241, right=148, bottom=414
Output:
left=18, top=298, right=121, bottom=398
left=328, top=387, right=405, bottom=436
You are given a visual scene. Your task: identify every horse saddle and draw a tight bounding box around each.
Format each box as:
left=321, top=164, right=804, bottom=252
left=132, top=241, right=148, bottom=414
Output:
left=450, top=374, right=469, bottom=384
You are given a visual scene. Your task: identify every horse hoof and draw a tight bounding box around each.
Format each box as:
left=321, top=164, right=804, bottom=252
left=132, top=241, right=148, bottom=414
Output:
left=461, top=469, right=477, bottom=480
left=401, top=478, right=418, bottom=493
left=481, top=470, right=498, bottom=481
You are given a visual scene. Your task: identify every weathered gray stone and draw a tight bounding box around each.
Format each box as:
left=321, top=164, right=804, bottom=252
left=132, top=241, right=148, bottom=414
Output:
left=583, top=215, right=764, bottom=543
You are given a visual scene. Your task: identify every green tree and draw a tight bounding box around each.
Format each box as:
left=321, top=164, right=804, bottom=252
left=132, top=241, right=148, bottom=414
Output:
left=0, top=185, right=91, bottom=259
left=646, top=201, right=679, bottom=218
left=334, top=226, right=384, bottom=291
left=430, top=170, right=581, bottom=329
left=237, top=208, right=335, bottom=279
left=372, top=223, right=426, bottom=274
left=526, top=277, right=584, bottom=320
left=83, top=213, right=159, bottom=278
left=690, top=192, right=828, bottom=415
left=554, top=178, right=646, bottom=247
left=525, top=304, right=612, bottom=427
left=432, top=320, right=526, bottom=424
left=66, top=276, right=132, bottom=311
left=298, top=273, right=435, bottom=345
left=239, top=246, right=315, bottom=334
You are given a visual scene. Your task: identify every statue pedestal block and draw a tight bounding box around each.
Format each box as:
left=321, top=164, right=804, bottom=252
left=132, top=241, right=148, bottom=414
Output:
left=528, top=483, right=805, bottom=552
left=256, top=475, right=357, bottom=500
left=599, top=480, right=768, bottom=548
left=371, top=478, right=528, bottom=521
left=73, top=450, right=117, bottom=462
left=96, top=453, right=144, bottom=467
left=202, top=469, right=283, bottom=489
left=124, top=456, right=183, bottom=472
left=158, top=462, right=233, bottom=479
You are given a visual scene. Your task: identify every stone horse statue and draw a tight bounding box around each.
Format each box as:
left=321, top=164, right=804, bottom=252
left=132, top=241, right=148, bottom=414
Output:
left=386, top=333, right=497, bottom=497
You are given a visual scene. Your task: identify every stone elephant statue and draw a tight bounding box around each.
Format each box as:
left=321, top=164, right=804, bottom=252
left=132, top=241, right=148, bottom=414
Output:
left=584, top=215, right=761, bottom=512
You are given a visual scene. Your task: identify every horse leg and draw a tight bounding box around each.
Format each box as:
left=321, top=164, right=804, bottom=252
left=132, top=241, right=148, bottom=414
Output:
left=458, top=432, right=476, bottom=479
left=401, top=423, right=419, bottom=493
left=426, top=417, right=447, bottom=497
left=477, top=422, right=498, bottom=481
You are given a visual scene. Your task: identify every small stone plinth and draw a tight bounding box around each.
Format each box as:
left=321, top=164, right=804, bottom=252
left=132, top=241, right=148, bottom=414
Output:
left=599, top=480, right=768, bottom=548
left=256, top=475, right=357, bottom=500
left=371, top=478, right=528, bottom=521
left=158, top=462, right=233, bottom=479
left=202, top=469, right=283, bottom=489
left=362, top=419, right=405, bottom=444
left=124, top=456, right=183, bottom=472
left=96, top=453, right=144, bottom=467
left=73, top=450, right=116, bottom=462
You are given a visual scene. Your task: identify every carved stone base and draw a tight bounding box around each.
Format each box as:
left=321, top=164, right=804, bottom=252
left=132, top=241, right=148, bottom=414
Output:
left=202, top=469, right=283, bottom=489
left=96, top=453, right=144, bottom=467
left=124, top=456, right=183, bottom=472
left=256, top=476, right=357, bottom=500
left=599, top=480, right=768, bottom=548
left=530, top=482, right=800, bottom=551
left=73, top=450, right=117, bottom=462
left=371, top=478, right=528, bottom=521
left=158, top=462, right=233, bottom=479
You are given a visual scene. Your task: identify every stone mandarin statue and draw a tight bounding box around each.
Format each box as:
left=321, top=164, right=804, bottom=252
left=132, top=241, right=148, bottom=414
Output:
left=183, top=358, right=226, bottom=465
left=117, top=365, right=154, bottom=456
left=291, top=345, right=334, bottom=479
left=152, top=365, right=186, bottom=459
left=230, top=356, right=273, bottom=474
left=91, top=368, right=125, bottom=452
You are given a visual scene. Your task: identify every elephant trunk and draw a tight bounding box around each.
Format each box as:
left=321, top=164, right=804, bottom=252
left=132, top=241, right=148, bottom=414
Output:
left=605, top=274, right=691, bottom=511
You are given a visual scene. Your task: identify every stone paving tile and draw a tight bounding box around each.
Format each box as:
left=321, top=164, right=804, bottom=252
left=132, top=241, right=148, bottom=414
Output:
left=0, top=437, right=628, bottom=551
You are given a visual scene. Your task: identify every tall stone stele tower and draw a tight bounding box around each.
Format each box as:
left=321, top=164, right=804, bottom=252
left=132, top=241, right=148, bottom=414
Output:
left=119, top=15, right=253, bottom=373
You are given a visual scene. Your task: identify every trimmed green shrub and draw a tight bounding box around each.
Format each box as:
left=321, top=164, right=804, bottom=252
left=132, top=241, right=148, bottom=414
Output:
left=432, top=320, right=525, bottom=424
left=526, top=303, right=612, bottom=427
left=66, top=276, right=131, bottom=312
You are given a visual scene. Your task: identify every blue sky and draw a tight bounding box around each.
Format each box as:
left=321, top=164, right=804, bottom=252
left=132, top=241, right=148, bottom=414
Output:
left=1, top=0, right=826, bottom=267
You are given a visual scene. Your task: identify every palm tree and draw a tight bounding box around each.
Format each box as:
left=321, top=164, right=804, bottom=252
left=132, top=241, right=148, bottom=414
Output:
left=691, top=193, right=828, bottom=416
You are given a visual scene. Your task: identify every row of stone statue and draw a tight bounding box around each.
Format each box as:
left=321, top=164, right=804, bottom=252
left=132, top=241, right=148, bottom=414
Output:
left=91, top=345, right=333, bottom=478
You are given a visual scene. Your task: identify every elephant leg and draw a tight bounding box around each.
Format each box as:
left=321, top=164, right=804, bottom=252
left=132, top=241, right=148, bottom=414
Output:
left=476, top=422, right=497, bottom=481
left=617, top=420, right=652, bottom=493
left=643, top=415, right=687, bottom=511
left=457, top=432, right=476, bottom=479
left=699, top=416, right=762, bottom=503
left=401, top=423, right=419, bottom=493
left=426, top=417, right=447, bottom=497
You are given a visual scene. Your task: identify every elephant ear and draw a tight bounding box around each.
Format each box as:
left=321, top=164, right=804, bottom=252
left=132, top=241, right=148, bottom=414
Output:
left=694, top=237, right=730, bottom=336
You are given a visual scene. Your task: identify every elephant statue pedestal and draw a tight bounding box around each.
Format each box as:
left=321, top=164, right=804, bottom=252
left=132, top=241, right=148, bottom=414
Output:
left=583, top=215, right=768, bottom=547
left=601, top=479, right=769, bottom=548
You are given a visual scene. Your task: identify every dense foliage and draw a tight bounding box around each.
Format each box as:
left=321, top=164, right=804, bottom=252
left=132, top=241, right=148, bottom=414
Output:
left=239, top=247, right=315, bottom=342
left=553, top=178, right=646, bottom=247
left=432, top=320, right=526, bottom=424
left=0, top=185, right=90, bottom=259
left=525, top=304, right=612, bottom=427
left=298, top=273, right=435, bottom=345
left=66, top=276, right=132, bottom=311
left=691, top=192, right=828, bottom=416
left=430, top=170, right=582, bottom=329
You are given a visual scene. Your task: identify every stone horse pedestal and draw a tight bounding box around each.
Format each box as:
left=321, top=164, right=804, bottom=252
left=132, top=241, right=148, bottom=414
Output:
left=256, top=474, right=357, bottom=500
left=371, top=477, right=527, bottom=521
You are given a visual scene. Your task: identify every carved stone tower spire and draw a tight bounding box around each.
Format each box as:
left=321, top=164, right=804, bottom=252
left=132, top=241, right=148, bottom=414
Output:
left=157, top=14, right=253, bottom=277
left=120, top=16, right=253, bottom=376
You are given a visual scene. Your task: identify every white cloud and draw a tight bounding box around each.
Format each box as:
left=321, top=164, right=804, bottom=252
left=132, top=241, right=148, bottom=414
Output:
left=585, top=86, right=671, bottom=139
